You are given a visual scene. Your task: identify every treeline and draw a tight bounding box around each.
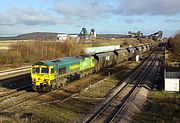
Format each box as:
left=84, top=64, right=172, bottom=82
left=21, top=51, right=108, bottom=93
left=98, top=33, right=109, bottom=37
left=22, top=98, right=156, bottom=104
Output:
left=168, top=33, right=180, bottom=59
left=0, top=40, right=84, bottom=64
left=166, top=33, right=180, bottom=66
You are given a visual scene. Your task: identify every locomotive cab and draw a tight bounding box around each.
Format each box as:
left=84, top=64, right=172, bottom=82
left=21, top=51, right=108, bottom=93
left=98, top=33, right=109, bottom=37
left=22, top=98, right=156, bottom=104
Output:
left=31, top=63, right=55, bottom=91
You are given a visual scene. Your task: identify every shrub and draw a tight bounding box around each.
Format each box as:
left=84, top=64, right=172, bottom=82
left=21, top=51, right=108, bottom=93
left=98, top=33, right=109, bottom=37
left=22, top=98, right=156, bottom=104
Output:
left=0, top=40, right=84, bottom=65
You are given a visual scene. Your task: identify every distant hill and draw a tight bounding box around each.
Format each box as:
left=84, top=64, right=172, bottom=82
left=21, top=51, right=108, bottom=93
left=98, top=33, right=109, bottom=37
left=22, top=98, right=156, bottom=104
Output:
left=16, top=32, right=59, bottom=40
left=0, top=32, right=129, bottom=41
left=0, top=32, right=59, bottom=40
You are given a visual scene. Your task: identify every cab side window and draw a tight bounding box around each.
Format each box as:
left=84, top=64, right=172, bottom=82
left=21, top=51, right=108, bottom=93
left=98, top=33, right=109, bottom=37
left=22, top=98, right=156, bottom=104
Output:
left=59, top=67, right=66, bottom=75
left=51, top=68, right=55, bottom=74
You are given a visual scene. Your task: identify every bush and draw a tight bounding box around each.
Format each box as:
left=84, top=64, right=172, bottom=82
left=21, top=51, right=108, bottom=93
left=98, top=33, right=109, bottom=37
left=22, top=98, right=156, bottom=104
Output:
left=0, top=50, right=22, bottom=64
left=0, top=40, right=84, bottom=65
left=168, top=33, right=180, bottom=61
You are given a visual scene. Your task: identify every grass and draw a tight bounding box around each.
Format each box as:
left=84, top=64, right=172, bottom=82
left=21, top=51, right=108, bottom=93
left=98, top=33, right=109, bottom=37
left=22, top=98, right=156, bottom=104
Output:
left=78, top=78, right=120, bottom=98
left=31, top=98, right=96, bottom=123
left=0, top=40, right=84, bottom=67
left=0, top=116, right=29, bottom=123
left=133, top=91, right=180, bottom=123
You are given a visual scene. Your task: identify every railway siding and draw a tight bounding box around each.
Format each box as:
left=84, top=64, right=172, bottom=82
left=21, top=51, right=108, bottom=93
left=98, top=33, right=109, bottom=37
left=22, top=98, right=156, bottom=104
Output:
left=0, top=66, right=30, bottom=80
left=82, top=51, right=158, bottom=123
left=0, top=50, right=153, bottom=122
left=10, top=60, right=139, bottom=122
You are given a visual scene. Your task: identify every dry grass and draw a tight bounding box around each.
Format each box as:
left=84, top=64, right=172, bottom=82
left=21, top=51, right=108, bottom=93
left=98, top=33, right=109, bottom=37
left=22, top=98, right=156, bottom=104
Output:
left=0, top=40, right=84, bottom=66
left=88, top=38, right=155, bottom=47
left=0, top=116, right=28, bottom=123
left=133, top=91, right=180, bottom=123
left=30, top=98, right=96, bottom=123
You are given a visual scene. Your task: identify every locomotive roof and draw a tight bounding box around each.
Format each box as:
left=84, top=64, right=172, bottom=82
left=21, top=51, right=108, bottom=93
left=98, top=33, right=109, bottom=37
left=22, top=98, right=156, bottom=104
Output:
left=33, top=57, right=80, bottom=67
left=32, top=60, right=55, bottom=66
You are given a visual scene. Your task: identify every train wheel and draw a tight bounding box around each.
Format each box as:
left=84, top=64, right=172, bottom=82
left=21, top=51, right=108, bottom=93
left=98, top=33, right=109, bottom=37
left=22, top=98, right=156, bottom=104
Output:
left=51, top=81, right=56, bottom=90
left=38, top=88, right=42, bottom=93
left=60, top=78, right=67, bottom=88
left=79, top=73, right=83, bottom=79
left=32, top=85, right=38, bottom=91
left=51, top=84, right=56, bottom=90
left=42, top=85, right=50, bottom=92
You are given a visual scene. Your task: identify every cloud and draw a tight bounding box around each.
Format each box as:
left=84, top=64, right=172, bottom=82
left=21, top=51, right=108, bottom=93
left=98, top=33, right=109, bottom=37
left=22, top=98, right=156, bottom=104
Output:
left=8, top=8, right=62, bottom=25
left=0, top=7, right=77, bottom=36
left=0, top=7, right=76, bottom=27
left=124, top=18, right=143, bottom=24
left=165, top=19, right=180, bottom=23
left=53, top=0, right=114, bottom=20
left=0, top=12, right=15, bottom=26
left=116, top=0, right=180, bottom=16
left=0, top=0, right=179, bottom=36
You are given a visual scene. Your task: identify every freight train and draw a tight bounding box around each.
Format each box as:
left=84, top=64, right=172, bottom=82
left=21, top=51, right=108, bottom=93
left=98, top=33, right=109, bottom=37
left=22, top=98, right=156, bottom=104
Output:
left=31, top=43, right=159, bottom=92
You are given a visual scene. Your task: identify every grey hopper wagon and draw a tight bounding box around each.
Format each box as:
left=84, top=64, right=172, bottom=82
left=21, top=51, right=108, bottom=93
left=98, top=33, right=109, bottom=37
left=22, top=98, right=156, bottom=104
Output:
left=114, top=49, right=129, bottom=64
left=93, top=52, right=117, bottom=71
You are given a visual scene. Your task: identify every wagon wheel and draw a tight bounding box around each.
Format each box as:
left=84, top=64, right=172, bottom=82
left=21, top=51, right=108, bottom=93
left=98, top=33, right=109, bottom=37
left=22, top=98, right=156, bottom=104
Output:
left=61, top=82, right=66, bottom=88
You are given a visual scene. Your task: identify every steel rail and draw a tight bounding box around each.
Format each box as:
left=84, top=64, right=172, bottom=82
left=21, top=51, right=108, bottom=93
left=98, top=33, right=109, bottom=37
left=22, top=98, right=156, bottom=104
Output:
left=85, top=51, right=157, bottom=123
left=106, top=51, right=159, bottom=123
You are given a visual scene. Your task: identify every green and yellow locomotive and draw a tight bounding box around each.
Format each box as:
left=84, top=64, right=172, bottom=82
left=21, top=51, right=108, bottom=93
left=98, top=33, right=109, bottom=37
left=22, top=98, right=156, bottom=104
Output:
left=31, top=42, right=159, bottom=92
left=31, top=55, right=95, bottom=91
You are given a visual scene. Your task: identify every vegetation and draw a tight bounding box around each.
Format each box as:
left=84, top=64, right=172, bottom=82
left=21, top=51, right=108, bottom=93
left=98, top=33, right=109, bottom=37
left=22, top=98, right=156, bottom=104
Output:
left=133, top=91, right=180, bottom=123
left=166, top=33, right=180, bottom=70
left=0, top=40, right=84, bottom=66
left=167, top=34, right=180, bottom=58
left=0, top=38, right=155, bottom=69
left=31, top=98, right=96, bottom=123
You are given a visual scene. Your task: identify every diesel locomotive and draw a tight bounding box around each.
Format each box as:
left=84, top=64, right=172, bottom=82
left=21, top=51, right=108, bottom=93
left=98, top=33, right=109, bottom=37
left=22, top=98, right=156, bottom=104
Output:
left=31, top=43, right=159, bottom=91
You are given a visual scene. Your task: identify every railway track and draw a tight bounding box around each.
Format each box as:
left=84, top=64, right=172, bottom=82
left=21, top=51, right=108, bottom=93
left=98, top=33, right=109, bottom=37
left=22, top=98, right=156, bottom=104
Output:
left=0, top=66, right=30, bottom=74
left=36, top=52, right=153, bottom=105
left=0, top=63, right=129, bottom=113
left=0, top=85, right=31, bottom=100
left=84, top=50, right=159, bottom=123
left=0, top=66, right=30, bottom=80
left=0, top=51, right=153, bottom=113
left=105, top=52, right=159, bottom=123
left=0, top=85, right=35, bottom=111
left=0, top=61, right=141, bottom=113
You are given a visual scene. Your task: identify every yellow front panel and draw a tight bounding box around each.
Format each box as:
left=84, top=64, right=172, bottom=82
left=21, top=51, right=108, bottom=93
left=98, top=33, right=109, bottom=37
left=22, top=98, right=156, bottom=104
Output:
left=31, top=65, right=55, bottom=86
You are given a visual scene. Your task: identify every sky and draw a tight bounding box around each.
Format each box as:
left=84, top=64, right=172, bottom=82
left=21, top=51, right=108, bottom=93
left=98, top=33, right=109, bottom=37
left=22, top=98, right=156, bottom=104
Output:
left=0, top=0, right=179, bottom=37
